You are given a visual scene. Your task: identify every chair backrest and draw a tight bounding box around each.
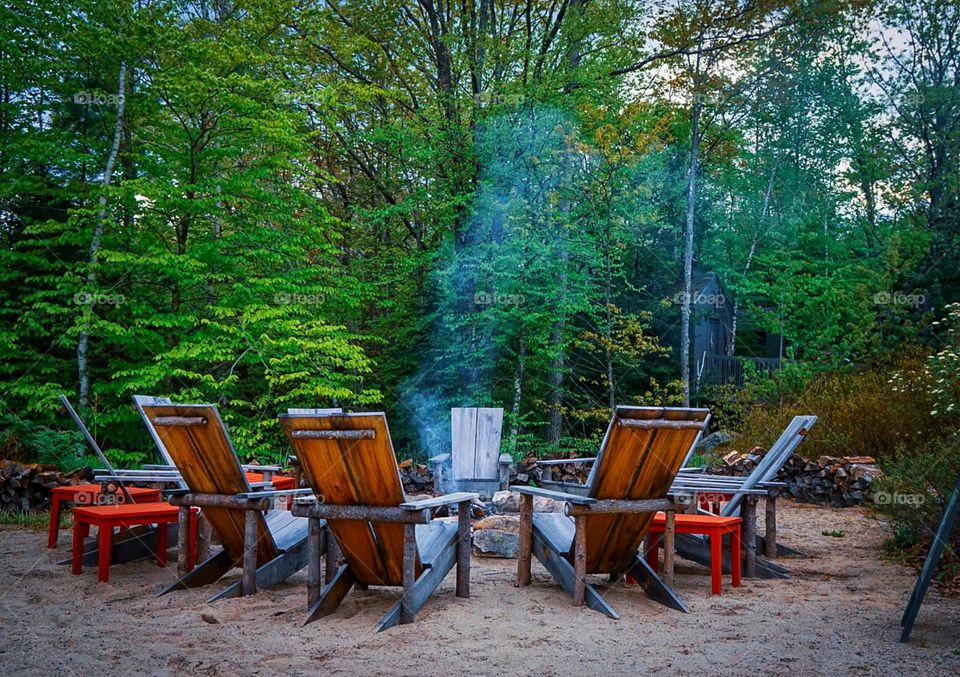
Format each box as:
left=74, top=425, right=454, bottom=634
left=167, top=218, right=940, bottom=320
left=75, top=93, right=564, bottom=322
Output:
left=278, top=411, right=416, bottom=586
left=582, top=406, right=710, bottom=574
left=719, top=414, right=817, bottom=517
left=132, top=394, right=176, bottom=463
left=451, top=407, right=503, bottom=481
left=139, top=402, right=278, bottom=565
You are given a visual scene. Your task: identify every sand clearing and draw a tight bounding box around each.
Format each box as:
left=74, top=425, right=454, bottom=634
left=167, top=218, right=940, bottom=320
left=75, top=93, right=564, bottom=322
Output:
left=1, top=500, right=958, bottom=676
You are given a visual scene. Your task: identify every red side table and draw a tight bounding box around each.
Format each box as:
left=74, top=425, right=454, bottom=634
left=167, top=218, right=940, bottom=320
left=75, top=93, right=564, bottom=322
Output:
left=647, top=512, right=742, bottom=594
left=71, top=503, right=198, bottom=583
left=49, top=484, right=163, bottom=548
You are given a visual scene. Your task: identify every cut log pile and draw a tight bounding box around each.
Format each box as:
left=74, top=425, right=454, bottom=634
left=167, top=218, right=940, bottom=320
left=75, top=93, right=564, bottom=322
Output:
left=512, top=453, right=591, bottom=486
left=709, top=447, right=883, bottom=507
left=398, top=458, right=434, bottom=494
left=0, top=459, right=91, bottom=511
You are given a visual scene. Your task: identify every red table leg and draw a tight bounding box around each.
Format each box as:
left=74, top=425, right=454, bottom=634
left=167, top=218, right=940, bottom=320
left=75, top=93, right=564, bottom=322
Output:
left=71, top=520, right=90, bottom=574
left=188, top=510, right=197, bottom=569
left=98, top=522, right=112, bottom=583
left=49, top=493, right=63, bottom=548
left=730, top=526, right=742, bottom=587
left=156, top=522, right=168, bottom=567
left=710, top=529, right=722, bottom=595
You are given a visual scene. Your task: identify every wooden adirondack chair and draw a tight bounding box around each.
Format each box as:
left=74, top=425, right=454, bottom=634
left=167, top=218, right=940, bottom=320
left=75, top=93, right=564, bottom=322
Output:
left=672, top=414, right=818, bottom=579
left=139, top=403, right=314, bottom=601
left=280, top=411, right=477, bottom=631
left=514, top=406, right=711, bottom=619
left=429, top=407, right=512, bottom=500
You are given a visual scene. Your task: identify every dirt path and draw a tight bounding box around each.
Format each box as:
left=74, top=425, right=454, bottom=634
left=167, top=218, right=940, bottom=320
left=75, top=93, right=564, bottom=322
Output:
left=1, top=500, right=957, bottom=676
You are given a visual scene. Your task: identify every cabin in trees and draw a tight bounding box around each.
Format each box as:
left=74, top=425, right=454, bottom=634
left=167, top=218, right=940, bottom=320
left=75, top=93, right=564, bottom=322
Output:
left=669, top=272, right=783, bottom=390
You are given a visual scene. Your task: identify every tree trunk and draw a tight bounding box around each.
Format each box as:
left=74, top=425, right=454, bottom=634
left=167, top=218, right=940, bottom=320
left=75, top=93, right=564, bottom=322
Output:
left=509, top=332, right=526, bottom=454
left=77, top=62, right=127, bottom=412
left=680, top=68, right=701, bottom=407
left=547, top=250, right=569, bottom=443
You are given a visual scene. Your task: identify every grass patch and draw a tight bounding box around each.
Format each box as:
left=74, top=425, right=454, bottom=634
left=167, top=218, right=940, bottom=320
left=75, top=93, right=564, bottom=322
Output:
left=0, top=508, right=67, bottom=531
left=821, top=530, right=846, bottom=538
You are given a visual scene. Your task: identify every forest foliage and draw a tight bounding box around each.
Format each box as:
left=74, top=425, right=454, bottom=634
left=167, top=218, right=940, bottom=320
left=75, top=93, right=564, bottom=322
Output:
left=1, top=0, right=958, bottom=493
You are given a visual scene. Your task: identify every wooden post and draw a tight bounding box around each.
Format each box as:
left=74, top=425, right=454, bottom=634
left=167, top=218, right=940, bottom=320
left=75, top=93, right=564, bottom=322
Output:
left=307, top=517, right=323, bottom=608
left=197, top=511, right=212, bottom=563
left=573, top=515, right=587, bottom=605
left=498, top=454, right=512, bottom=491
left=177, top=505, right=190, bottom=576
left=516, top=493, right=533, bottom=587
left=765, top=493, right=778, bottom=560
left=742, top=497, right=757, bottom=578
left=401, top=523, right=417, bottom=624
left=664, top=510, right=676, bottom=586
left=325, top=528, right=341, bottom=584
left=456, top=499, right=471, bottom=598
left=242, top=509, right=258, bottom=596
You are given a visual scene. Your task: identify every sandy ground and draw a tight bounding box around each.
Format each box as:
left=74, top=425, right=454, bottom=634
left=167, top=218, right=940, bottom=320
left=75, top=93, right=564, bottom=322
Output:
left=1, top=500, right=958, bottom=676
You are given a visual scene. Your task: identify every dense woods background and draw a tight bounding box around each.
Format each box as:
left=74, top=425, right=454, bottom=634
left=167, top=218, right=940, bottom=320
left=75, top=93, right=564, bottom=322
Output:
left=1, top=0, right=958, bottom=534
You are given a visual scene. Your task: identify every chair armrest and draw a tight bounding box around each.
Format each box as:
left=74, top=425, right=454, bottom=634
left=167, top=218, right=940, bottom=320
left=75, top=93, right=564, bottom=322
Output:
left=242, top=464, right=281, bottom=473
left=428, top=453, right=451, bottom=465
left=399, top=492, right=478, bottom=510
left=512, top=485, right=597, bottom=505
left=234, top=488, right=313, bottom=500
left=142, top=464, right=176, bottom=470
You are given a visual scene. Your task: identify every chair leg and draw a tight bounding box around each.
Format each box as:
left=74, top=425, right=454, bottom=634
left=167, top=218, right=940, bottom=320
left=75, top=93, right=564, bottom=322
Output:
left=456, top=499, right=471, bottom=598
left=306, top=564, right=356, bottom=625
left=401, top=523, right=417, bottom=624
left=573, top=515, right=587, bottom=605
left=307, top=517, right=324, bottom=608
left=177, top=506, right=190, bottom=575
left=242, top=509, right=258, bottom=596
left=710, top=530, right=722, bottom=595
left=325, top=528, right=341, bottom=584
left=516, top=493, right=533, bottom=587
left=730, top=526, right=742, bottom=587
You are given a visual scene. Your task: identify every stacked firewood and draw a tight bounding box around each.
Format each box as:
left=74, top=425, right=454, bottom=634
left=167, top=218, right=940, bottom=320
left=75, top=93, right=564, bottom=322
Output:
left=398, top=459, right=434, bottom=494
left=536, top=459, right=591, bottom=486
left=708, top=448, right=882, bottom=507
left=510, top=452, right=592, bottom=485
left=0, top=459, right=88, bottom=511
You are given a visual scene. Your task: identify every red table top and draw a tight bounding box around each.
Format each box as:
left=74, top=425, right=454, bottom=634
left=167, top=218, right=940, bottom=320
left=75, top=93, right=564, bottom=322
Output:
left=258, top=474, right=295, bottom=490
left=651, top=512, right=742, bottom=527
left=72, top=502, right=184, bottom=520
